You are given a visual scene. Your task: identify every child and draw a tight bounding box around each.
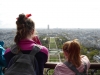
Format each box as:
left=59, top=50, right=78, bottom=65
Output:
left=0, top=41, right=6, bottom=75
left=4, top=13, right=48, bottom=75
left=53, top=39, right=90, bottom=75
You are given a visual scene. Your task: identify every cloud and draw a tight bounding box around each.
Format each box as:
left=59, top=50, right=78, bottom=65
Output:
left=0, top=0, right=100, bottom=28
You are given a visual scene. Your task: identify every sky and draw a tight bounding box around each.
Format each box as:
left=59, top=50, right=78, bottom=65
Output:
left=0, top=0, right=100, bottom=29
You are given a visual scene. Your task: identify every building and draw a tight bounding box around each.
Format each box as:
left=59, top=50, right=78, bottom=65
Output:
left=48, top=25, right=49, bottom=30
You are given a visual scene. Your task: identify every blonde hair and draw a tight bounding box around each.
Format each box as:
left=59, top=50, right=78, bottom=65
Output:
left=63, top=39, right=81, bottom=67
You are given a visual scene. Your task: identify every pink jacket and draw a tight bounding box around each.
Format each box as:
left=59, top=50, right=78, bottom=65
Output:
left=53, top=56, right=90, bottom=75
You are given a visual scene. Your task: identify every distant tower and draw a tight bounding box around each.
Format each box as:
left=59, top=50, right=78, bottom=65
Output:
left=48, top=25, right=49, bottom=30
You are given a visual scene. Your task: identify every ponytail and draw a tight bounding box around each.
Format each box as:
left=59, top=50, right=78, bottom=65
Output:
left=63, top=39, right=81, bottom=67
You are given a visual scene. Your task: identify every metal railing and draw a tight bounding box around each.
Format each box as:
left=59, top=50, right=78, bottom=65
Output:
left=44, top=62, right=100, bottom=75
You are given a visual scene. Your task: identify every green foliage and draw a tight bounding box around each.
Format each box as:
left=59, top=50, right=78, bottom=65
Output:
left=60, top=52, right=64, bottom=59
left=55, top=36, right=69, bottom=49
left=87, top=50, right=99, bottom=61
left=80, top=45, right=99, bottom=62
left=80, top=45, right=88, bottom=55
left=39, top=36, right=49, bottom=48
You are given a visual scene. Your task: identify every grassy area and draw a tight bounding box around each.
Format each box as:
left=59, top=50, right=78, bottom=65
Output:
left=49, top=43, right=57, bottom=49
left=48, top=37, right=59, bottom=75
left=50, top=37, right=55, bottom=43
left=49, top=37, right=57, bottom=49
left=49, top=55, right=60, bottom=62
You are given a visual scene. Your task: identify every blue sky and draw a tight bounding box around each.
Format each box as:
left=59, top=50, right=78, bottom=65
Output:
left=0, top=0, right=100, bottom=29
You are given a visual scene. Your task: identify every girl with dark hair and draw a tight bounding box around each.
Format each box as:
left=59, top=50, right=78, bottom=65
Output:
left=53, top=39, right=90, bottom=75
left=4, top=13, right=48, bottom=75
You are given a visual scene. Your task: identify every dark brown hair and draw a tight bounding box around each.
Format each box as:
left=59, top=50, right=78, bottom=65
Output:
left=14, top=13, right=35, bottom=45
